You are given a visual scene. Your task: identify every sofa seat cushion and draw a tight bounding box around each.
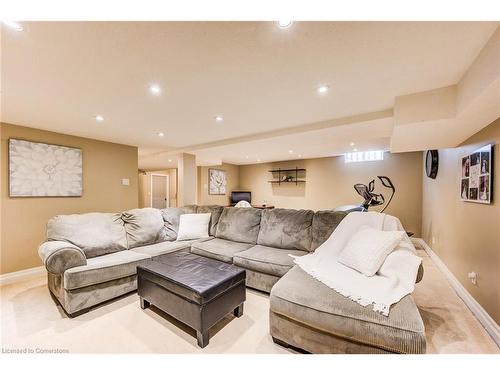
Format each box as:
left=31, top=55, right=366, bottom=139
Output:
left=233, top=245, right=308, bottom=277
left=215, top=207, right=262, bottom=244
left=190, top=238, right=253, bottom=263
left=47, top=212, right=127, bottom=258
left=122, top=208, right=166, bottom=248
left=129, top=240, right=193, bottom=258
left=270, top=266, right=426, bottom=354
left=64, top=250, right=150, bottom=290
left=257, top=208, right=314, bottom=251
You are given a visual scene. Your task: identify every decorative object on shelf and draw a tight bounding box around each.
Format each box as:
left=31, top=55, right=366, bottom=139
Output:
left=460, top=144, right=493, bottom=204
left=8, top=138, right=82, bottom=197
left=208, top=168, right=227, bottom=195
left=268, top=167, right=306, bottom=185
left=425, top=150, right=439, bottom=179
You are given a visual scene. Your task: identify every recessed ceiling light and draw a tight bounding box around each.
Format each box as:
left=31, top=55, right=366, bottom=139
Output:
left=277, top=20, right=293, bottom=29
left=3, top=21, right=23, bottom=31
left=350, top=142, right=355, bottom=147
left=149, top=84, right=161, bottom=96
left=157, top=132, right=164, bottom=137
left=317, top=85, right=329, bottom=94
left=94, top=115, right=104, bottom=123
left=214, top=115, right=224, bottom=122
left=288, top=150, right=293, bottom=154
left=168, top=159, right=172, bottom=163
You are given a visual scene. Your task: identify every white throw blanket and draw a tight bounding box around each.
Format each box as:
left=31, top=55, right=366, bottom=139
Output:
left=293, top=212, right=422, bottom=316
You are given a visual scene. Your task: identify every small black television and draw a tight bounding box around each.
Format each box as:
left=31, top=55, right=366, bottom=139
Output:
left=230, top=191, right=251, bottom=205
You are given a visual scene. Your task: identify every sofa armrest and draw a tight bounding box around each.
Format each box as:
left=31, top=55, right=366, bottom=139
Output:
left=38, top=241, right=87, bottom=274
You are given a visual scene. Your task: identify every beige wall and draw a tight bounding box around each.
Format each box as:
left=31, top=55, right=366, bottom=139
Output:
left=422, top=117, right=500, bottom=324
left=197, top=163, right=240, bottom=206
left=1, top=123, right=139, bottom=274
left=239, top=152, right=423, bottom=236
left=138, top=169, right=177, bottom=208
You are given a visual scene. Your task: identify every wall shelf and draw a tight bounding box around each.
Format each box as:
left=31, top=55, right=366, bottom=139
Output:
left=268, top=167, right=306, bottom=186
left=268, top=168, right=306, bottom=173
left=268, top=180, right=306, bottom=183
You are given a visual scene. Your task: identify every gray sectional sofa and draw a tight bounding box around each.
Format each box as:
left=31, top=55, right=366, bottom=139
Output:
left=38, top=205, right=425, bottom=353
left=38, top=205, right=204, bottom=316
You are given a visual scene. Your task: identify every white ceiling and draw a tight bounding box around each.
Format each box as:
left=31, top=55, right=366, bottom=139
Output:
left=1, top=21, right=498, bottom=168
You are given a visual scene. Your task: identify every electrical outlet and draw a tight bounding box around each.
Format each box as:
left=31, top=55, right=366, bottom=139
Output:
left=121, top=178, right=130, bottom=186
left=468, top=272, right=477, bottom=285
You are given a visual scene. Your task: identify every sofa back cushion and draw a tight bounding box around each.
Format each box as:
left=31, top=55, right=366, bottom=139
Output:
left=122, top=208, right=166, bottom=249
left=184, top=204, right=198, bottom=212
left=215, top=207, right=262, bottom=244
left=47, top=213, right=127, bottom=258
left=311, top=210, right=348, bottom=250
left=161, top=206, right=197, bottom=241
left=196, top=205, right=224, bottom=236
left=257, top=208, right=314, bottom=251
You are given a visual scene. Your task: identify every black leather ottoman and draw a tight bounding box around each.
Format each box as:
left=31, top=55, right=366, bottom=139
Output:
left=137, top=252, right=246, bottom=348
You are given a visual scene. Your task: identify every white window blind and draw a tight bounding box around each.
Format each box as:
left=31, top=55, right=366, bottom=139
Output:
left=345, top=150, right=384, bottom=163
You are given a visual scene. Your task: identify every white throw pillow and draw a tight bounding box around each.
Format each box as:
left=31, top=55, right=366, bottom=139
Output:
left=176, top=213, right=211, bottom=241
left=337, top=226, right=405, bottom=276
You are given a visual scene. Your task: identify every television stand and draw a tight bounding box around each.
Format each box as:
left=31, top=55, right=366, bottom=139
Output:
left=252, top=205, right=275, bottom=209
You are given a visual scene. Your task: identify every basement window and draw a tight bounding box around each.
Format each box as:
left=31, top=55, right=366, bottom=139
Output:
left=345, top=150, right=384, bottom=163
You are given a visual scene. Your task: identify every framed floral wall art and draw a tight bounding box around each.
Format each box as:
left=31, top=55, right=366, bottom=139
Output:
left=208, top=168, right=226, bottom=195
left=9, top=139, right=83, bottom=197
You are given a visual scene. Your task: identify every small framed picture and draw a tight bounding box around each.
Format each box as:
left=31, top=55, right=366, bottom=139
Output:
left=460, top=144, right=493, bottom=204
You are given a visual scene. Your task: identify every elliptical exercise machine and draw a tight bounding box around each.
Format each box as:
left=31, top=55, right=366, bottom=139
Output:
left=334, top=176, right=395, bottom=213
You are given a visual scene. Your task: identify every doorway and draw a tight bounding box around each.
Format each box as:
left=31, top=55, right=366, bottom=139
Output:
left=150, top=174, right=169, bottom=209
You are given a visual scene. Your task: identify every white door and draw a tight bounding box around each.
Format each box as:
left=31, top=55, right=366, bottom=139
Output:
left=151, top=174, right=169, bottom=209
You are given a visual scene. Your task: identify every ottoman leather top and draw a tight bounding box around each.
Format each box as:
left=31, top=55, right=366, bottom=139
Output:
left=137, top=252, right=245, bottom=305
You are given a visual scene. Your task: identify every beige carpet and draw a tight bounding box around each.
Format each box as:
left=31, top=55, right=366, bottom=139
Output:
left=1, top=249, right=498, bottom=354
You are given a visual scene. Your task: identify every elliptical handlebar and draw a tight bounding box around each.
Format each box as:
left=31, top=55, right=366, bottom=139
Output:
left=378, top=176, right=395, bottom=190
left=376, top=176, right=395, bottom=213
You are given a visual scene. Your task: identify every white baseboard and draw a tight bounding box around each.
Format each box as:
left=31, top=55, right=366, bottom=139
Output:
left=0, top=266, right=46, bottom=286
left=413, top=237, right=500, bottom=348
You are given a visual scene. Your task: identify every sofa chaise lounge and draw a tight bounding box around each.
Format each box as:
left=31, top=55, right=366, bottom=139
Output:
left=38, top=205, right=425, bottom=353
